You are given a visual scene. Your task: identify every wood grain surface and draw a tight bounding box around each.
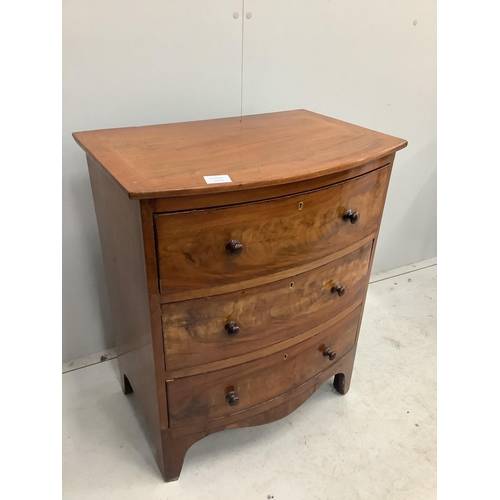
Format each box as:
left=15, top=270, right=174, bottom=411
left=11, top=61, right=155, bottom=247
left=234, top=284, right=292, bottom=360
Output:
left=73, top=110, right=407, bottom=199
left=167, top=305, right=361, bottom=428
left=164, top=300, right=361, bottom=379
left=87, top=156, right=167, bottom=471
left=151, top=156, right=393, bottom=213
left=162, top=241, right=372, bottom=372
left=160, top=347, right=357, bottom=481
left=155, top=166, right=389, bottom=295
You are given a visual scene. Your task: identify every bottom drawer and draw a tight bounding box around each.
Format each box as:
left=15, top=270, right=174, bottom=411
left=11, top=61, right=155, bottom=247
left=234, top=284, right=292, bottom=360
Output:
left=167, top=305, right=362, bottom=429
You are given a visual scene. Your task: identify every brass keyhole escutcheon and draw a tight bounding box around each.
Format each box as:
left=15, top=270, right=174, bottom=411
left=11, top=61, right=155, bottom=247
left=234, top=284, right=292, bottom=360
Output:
left=284, top=354, right=288, bottom=360
left=289, top=282, right=294, bottom=289
left=298, top=201, right=304, bottom=210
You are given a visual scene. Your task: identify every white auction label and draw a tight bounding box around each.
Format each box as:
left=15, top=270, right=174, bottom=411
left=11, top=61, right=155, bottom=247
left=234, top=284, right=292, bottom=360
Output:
left=203, top=175, right=232, bottom=184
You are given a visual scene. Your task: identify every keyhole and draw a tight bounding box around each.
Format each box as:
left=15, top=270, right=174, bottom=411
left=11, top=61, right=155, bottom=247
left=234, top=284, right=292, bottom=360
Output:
left=289, top=282, right=294, bottom=289
left=298, top=202, right=304, bottom=210
left=283, top=354, right=288, bottom=360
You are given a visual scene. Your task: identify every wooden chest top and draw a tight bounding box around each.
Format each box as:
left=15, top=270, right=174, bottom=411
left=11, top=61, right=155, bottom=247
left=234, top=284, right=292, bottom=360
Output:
left=72, top=109, right=407, bottom=199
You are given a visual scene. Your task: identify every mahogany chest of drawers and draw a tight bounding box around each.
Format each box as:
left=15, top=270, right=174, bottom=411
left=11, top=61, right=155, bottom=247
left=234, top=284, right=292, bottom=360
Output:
left=73, top=110, right=407, bottom=481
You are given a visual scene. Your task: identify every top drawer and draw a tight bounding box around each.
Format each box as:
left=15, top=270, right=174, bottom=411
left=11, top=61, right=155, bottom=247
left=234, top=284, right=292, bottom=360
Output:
left=155, top=165, right=390, bottom=295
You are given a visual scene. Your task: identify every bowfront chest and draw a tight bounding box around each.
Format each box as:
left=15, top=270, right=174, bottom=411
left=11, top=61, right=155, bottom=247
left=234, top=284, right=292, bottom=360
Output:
left=73, top=110, right=407, bottom=481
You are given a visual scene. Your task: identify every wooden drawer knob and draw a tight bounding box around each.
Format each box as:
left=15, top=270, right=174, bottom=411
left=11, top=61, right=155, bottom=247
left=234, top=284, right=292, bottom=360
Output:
left=323, top=348, right=337, bottom=361
left=226, top=239, right=244, bottom=255
left=225, top=321, right=240, bottom=337
left=331, top=283, right=346, bottom=297
left=226, top=390, right=240, bottom=406
left=343, top=209, right=360, bottom=224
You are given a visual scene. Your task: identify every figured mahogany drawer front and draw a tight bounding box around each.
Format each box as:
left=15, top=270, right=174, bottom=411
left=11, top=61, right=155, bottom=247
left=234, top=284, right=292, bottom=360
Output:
left=166, top=305, right=361, bottom=428
left=162, top=241, right=372, bottom=373
left=155, top=166, right=390, bottom=295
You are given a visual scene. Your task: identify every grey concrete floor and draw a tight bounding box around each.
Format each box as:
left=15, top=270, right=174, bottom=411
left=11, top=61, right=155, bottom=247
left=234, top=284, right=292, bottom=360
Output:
left=63, top=261, right=436, bottom=500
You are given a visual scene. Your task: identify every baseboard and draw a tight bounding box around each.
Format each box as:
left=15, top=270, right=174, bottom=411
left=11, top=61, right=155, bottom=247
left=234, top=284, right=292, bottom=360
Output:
left=369, top=257, right=437, bottom=284
left=62, top=348, right=117, bottom=374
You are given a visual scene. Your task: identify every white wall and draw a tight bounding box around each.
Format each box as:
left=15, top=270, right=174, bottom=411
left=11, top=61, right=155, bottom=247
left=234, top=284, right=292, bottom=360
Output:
left=241, top=0, right=437, bottom=272
left=62, top=0, right=243, bottom=362
left=62, top=0, right=436, bottom=362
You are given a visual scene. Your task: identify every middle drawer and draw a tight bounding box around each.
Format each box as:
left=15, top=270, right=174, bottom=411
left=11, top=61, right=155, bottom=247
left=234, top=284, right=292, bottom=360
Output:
left=162, top=241, right=372, bottom=373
